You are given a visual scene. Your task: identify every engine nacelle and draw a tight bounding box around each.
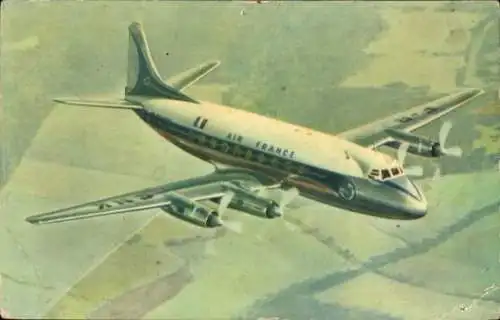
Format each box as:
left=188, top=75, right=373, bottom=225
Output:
left=221, top=182, right=282, bottom=218
left=163, top=194, right=222, bottom=228
left=384, top=129, right=444, bottom=158
left=405, top=142, right=443, bottom=158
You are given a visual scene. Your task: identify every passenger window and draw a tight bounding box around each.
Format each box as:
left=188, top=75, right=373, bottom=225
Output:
left=289, top=163, right=300, bottom=173
left=244, top=149, right=253, bottom=160
left=187, top=131, right=195, bottom=141
left=283, top=161, right=293, bottom=170
left=391, top=167, right=400, bottom=176
left=232, top=145, right=243, bottom=157
left=198, top=134, right=206, bottom=144
left=269, top=157, right=280, bottom=168
left=218, top=142, right=229, bottom=152
left=297, top=165, right=307, bottom=174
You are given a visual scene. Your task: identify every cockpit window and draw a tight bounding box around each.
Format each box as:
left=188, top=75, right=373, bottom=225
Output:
left=369, top=166, right=404, bottom=181
left=368, top=169, right=380, bottom=179
left=381, top=169, right=391, bottom=179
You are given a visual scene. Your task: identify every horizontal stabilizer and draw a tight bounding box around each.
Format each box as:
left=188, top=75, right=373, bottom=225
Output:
left=168, top=60, right=221, bottom=91
left=53, top=97, right=142, bottom=110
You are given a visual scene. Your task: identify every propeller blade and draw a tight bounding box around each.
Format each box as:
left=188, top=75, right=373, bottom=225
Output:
left=397, top=142, right=423, bottom=177
left=439, top=120, right=453, bottom=148
left=444, top=146, right=463, bottom=157
left=257, top=187, right=268, bottom=197
left=224, top=220, right=243, bottom=233
left=404, top=165, right=424, bottom=177
left=431, top=166, right=441, bottom=180
left=217, top=191, right=235, bottom=218
left=279, top=187, right=299, bottom=210
left=438, top=121, right=463, bottom=157
left=283, top=220, right=299, bottom=232
left=397, top=142, right=410, bottom=165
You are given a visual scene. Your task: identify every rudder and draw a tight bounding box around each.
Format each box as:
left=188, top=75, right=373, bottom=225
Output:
left=125, top=22, right=196, bottom=102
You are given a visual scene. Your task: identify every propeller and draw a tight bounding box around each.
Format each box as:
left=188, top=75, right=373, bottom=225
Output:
left=396, top=120, right=464, bottom=177
left=217, top=191, right=234, bottom=218
left=257, top=184, right=299, bottom=218
left=277, top=187, right=299, bottom=215
left=438, top=120, right=463, bottom=157
left=397, top=142, right=424, bottom=177
left=224, top=220, right=243, bottom=234
left=215, top=190, right=245, bottom=233
left=431, top=165, right=441, bottom=180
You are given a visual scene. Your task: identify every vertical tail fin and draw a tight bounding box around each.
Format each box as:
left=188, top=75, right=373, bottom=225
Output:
left=125, top=22, right=196, bottom=102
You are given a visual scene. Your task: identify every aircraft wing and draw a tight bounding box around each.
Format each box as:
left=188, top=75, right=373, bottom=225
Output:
left=338, top=88, right=484, bottom=149
left=25, top=170, right=270, bottom=225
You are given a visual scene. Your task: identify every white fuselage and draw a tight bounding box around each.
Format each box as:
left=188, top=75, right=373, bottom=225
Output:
left=144, top=98, right=396, bottom=174
left=130, top=96, right=427, bottom=220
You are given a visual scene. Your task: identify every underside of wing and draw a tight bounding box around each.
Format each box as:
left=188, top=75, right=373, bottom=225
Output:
left=25, top=169, right=284, bottom=227
left=339, top=88, right=484, bottom=149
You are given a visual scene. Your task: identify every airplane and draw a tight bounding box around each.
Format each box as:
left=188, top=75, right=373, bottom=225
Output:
left=25, top=22, right=484, bottom=228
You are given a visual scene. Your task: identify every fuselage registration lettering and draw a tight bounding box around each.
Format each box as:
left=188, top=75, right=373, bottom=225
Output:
left=97, top=192, right=157, bottom=210
left=256, top=141, right=295, bottom=159
left=397, top=106, right=444, bottom=123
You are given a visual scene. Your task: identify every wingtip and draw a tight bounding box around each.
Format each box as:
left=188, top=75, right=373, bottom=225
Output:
left=53, top=97, right=75, bottom=104
left=206, top=60, right=221, bottom=69
left=466, top=87, right=485, bottom=98
left=25, top=216, right=40, bottom=225
left=458, top=87, right=484, bottom=95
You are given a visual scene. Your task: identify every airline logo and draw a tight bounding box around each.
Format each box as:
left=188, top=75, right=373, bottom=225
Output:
left=256, top=141, right=296, bottom=159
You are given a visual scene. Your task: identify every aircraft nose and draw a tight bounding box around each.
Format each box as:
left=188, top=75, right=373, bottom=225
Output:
left=385, top=176, right=424, bottom=201
left=405, top=192, right=427, bottom=219
left=384, top=177, right=428, bottom=219
left=400, top=180, right=427, bottom=219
